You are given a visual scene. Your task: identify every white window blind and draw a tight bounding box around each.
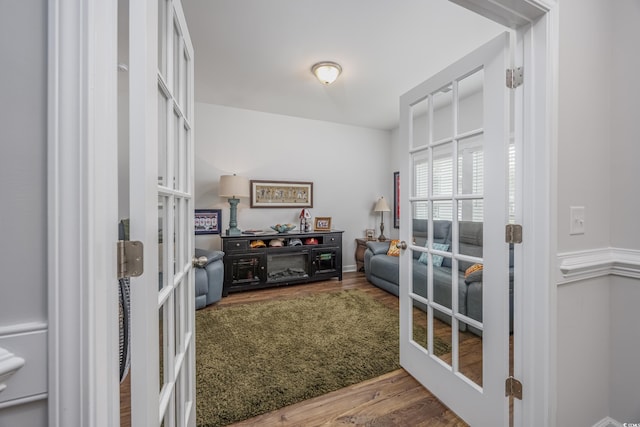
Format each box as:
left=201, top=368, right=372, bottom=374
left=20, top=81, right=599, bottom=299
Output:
left=414, top=145, right=514, bottom=223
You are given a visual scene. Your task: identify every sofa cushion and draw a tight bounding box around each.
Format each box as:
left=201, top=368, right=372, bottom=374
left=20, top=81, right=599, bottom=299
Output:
left=387, top=240, right=400, bottom=256
left=464, top=263, right=483, bottom=283
left=417, top=242, right=449, bottom=266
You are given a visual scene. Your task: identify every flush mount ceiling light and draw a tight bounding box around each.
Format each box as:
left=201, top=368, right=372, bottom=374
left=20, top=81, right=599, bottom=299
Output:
left=311, top=61, right=342, bottom=85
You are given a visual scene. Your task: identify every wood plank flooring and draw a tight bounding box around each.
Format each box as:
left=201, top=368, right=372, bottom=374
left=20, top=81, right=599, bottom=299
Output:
left=121, top=272, right=470, bottom=426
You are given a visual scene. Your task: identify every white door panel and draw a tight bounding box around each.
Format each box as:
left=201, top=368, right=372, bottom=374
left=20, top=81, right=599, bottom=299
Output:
left=399, top=32, right=511, bottom=426
left=129, top=0, right=195, bottom=426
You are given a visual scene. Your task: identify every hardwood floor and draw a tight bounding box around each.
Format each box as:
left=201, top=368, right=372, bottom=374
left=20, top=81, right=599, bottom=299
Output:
left=120, top=272, right=470, bottom=426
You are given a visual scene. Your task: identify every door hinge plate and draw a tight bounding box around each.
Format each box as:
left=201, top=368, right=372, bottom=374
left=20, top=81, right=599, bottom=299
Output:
left=506, top=67, right=523, bottom=89
left=505, top=376, right=523, bottom=400
left=117, top=240, right=144, bottom=279
left=505, top=224, right=523, bottom=244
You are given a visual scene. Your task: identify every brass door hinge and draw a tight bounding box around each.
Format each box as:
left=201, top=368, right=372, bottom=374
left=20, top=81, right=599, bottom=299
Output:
left=505, top=224, right=523, bottom=244
left=505, top=376, right=523, bottom=400
left=117, top=240, right=144, bottom=279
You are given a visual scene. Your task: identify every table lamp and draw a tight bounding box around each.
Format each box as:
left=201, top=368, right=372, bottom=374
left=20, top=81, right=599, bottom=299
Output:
left=219, top=174, right=250, bottom=236
left=374, top=197, right=391, bottom=241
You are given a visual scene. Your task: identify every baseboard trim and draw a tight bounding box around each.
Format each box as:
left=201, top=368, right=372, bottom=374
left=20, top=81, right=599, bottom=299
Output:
left=343, top=264, right=357, bottom=273
left=557, top=247, right=640, bottom=285
left=592, top=416, right=622, bottom=427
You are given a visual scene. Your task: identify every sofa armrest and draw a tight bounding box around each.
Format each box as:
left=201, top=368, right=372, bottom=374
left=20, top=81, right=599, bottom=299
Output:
left=194, top=248, right=224, bottom=266
left=366, top=241, right=390, bottom=255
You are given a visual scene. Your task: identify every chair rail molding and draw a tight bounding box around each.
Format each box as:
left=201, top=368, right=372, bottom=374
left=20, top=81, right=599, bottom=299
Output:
left=557, top=247, right=640, bottom=284
left=0, top=347, right=25, bottom=394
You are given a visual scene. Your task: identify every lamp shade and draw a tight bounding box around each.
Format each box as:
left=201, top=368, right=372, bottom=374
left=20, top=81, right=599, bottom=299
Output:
left=219, top=174, right=249, bottom=198
left=374, top=197, right=391, bottom=212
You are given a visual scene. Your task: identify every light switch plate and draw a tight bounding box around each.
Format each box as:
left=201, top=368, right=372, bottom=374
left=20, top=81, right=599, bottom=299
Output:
left=570, top=206, right=585, bottom=235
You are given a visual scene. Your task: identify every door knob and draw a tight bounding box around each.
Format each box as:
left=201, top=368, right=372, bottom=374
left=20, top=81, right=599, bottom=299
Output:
left=396, top=241, right=407, bottom=250
left=192, top=256, right=207, bottom=268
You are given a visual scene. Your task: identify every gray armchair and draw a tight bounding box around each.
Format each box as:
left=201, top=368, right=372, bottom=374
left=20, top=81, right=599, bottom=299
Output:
left=194, top=248, right=224, bottom=309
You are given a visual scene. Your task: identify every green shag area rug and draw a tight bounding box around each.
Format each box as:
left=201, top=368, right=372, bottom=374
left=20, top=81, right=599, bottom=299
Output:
left=195, top=289, right=449, bottom=427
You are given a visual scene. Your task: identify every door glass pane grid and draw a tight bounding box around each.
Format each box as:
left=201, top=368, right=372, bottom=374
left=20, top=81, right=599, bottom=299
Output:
left=431, top=85, right=453, bottom=142
left=181, top=124, right=190, bottom=193
left=157, top=0, right=168, bottom=79
left=172, top=198, right=182, bottom=273
left=410, top=97, right=430, bottom=150
left=457, top=68, right=484, bottom=135
left=158, top=196, right=168, bottom=290
left=184, top=49, right=192, bottom=120
left=171, top=109, right=179, bottom=190
left=174, top=278, right=183, bottom=356
left=158, top=88, right=169, bottom=187
left=432, top=143, right=453, bottom=198
left=411, top=303, right=429, bottom=352
left=172, top=20, right=181, bottom=106
left=457, top=134, right=484, bottom=197
left=179, top=42, right=187, bottom=110
left=457, top=319, right=483, bottom=388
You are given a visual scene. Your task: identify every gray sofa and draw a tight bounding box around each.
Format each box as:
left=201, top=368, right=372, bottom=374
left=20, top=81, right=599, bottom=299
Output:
left=364, top=219, right=513, bottom=335
left=194, top=248, right=224, bottom=309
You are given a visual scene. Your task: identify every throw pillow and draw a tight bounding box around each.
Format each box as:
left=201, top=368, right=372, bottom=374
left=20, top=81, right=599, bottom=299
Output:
left=387, top=240, right=400, bottom=256
left=464, top=263, right=483, bottom=283
left=418, top=242, right=449, bottom=266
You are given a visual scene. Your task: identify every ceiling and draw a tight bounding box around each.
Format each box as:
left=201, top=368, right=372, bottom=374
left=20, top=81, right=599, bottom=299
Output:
left=181, top=0, right=505, bottom=131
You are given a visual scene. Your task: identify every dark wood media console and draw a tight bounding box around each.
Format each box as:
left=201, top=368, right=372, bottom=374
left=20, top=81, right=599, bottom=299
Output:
left=221, top=230, right=343, bottom=296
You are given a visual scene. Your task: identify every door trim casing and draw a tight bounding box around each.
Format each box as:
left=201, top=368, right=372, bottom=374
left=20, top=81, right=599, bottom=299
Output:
left=450, top=1, right=558, bottom=426
left=48, top=0, right=119, bottom=425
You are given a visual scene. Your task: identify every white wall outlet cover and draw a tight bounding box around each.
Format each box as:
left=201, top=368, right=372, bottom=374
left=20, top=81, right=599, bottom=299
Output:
left=569, top=206, right=586, bottom=235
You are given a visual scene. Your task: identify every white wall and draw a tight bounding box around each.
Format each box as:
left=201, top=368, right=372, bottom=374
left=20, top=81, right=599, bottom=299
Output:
left=608, top=0, right=640, bottom=423
left=556, top=0, right=640, bottom=425
left=0, top=0, right=49, bottom=423
left=194, top=103, right=394, bottom=270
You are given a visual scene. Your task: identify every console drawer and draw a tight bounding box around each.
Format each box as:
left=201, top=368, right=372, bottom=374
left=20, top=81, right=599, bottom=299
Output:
left=223, top=239, right=248, bottom=252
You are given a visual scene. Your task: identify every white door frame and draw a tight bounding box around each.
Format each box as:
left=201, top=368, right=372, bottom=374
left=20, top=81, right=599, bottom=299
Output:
left=451, top=1, right=558, bottom=425
left=47, top=0, right=119, bottom=426
left=47, top=1, right=558, bottom=426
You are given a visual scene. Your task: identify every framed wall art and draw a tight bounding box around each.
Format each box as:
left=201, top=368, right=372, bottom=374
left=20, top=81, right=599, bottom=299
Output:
left=314, top=217, right=332, bottom=231
left=250, top=180, right=313, bottom=208
left=195, top=209, right=222, bottom=235
left=393, top=171, right=400, bottom=228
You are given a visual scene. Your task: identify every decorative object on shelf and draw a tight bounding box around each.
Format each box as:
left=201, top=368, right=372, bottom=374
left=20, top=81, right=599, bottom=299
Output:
left=393, top=171, right=400, bottom=229
left=270, top=223, right=296, bottom=233
left=219, top=174, right=250, bottom=236
left=311, top=61, right=342, bottom=85
left=374, top=196, right=391, bottom=241
left=314, top=217, right=332, bottom=231
left=194, top=209, right=222, bottom=235
left=365, top=229, right=375, bottom=241
left=299, top=208, right=312, bottom=232
left=250, top=180, right=313, bottom=208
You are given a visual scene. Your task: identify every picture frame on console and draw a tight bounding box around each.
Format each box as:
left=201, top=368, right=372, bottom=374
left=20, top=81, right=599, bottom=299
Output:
left=250, top=180, right=313, bottom=208
left=195, top=209, right=222, bottom=235
left=314, top=217, right=332, bottom=231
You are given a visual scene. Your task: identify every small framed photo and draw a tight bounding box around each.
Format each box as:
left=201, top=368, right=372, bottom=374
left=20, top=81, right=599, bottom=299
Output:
left=365, top=229, right=375, bottom=241
left=195, top=209, right=222, bottom=235
left=314, top=217, right=332, bottom=231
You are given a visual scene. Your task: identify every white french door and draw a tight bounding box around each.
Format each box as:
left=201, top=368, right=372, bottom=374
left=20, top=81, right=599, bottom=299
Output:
left=129, top=0, right=195, bottom=426
left=398, top=32, right=512, bottom=426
